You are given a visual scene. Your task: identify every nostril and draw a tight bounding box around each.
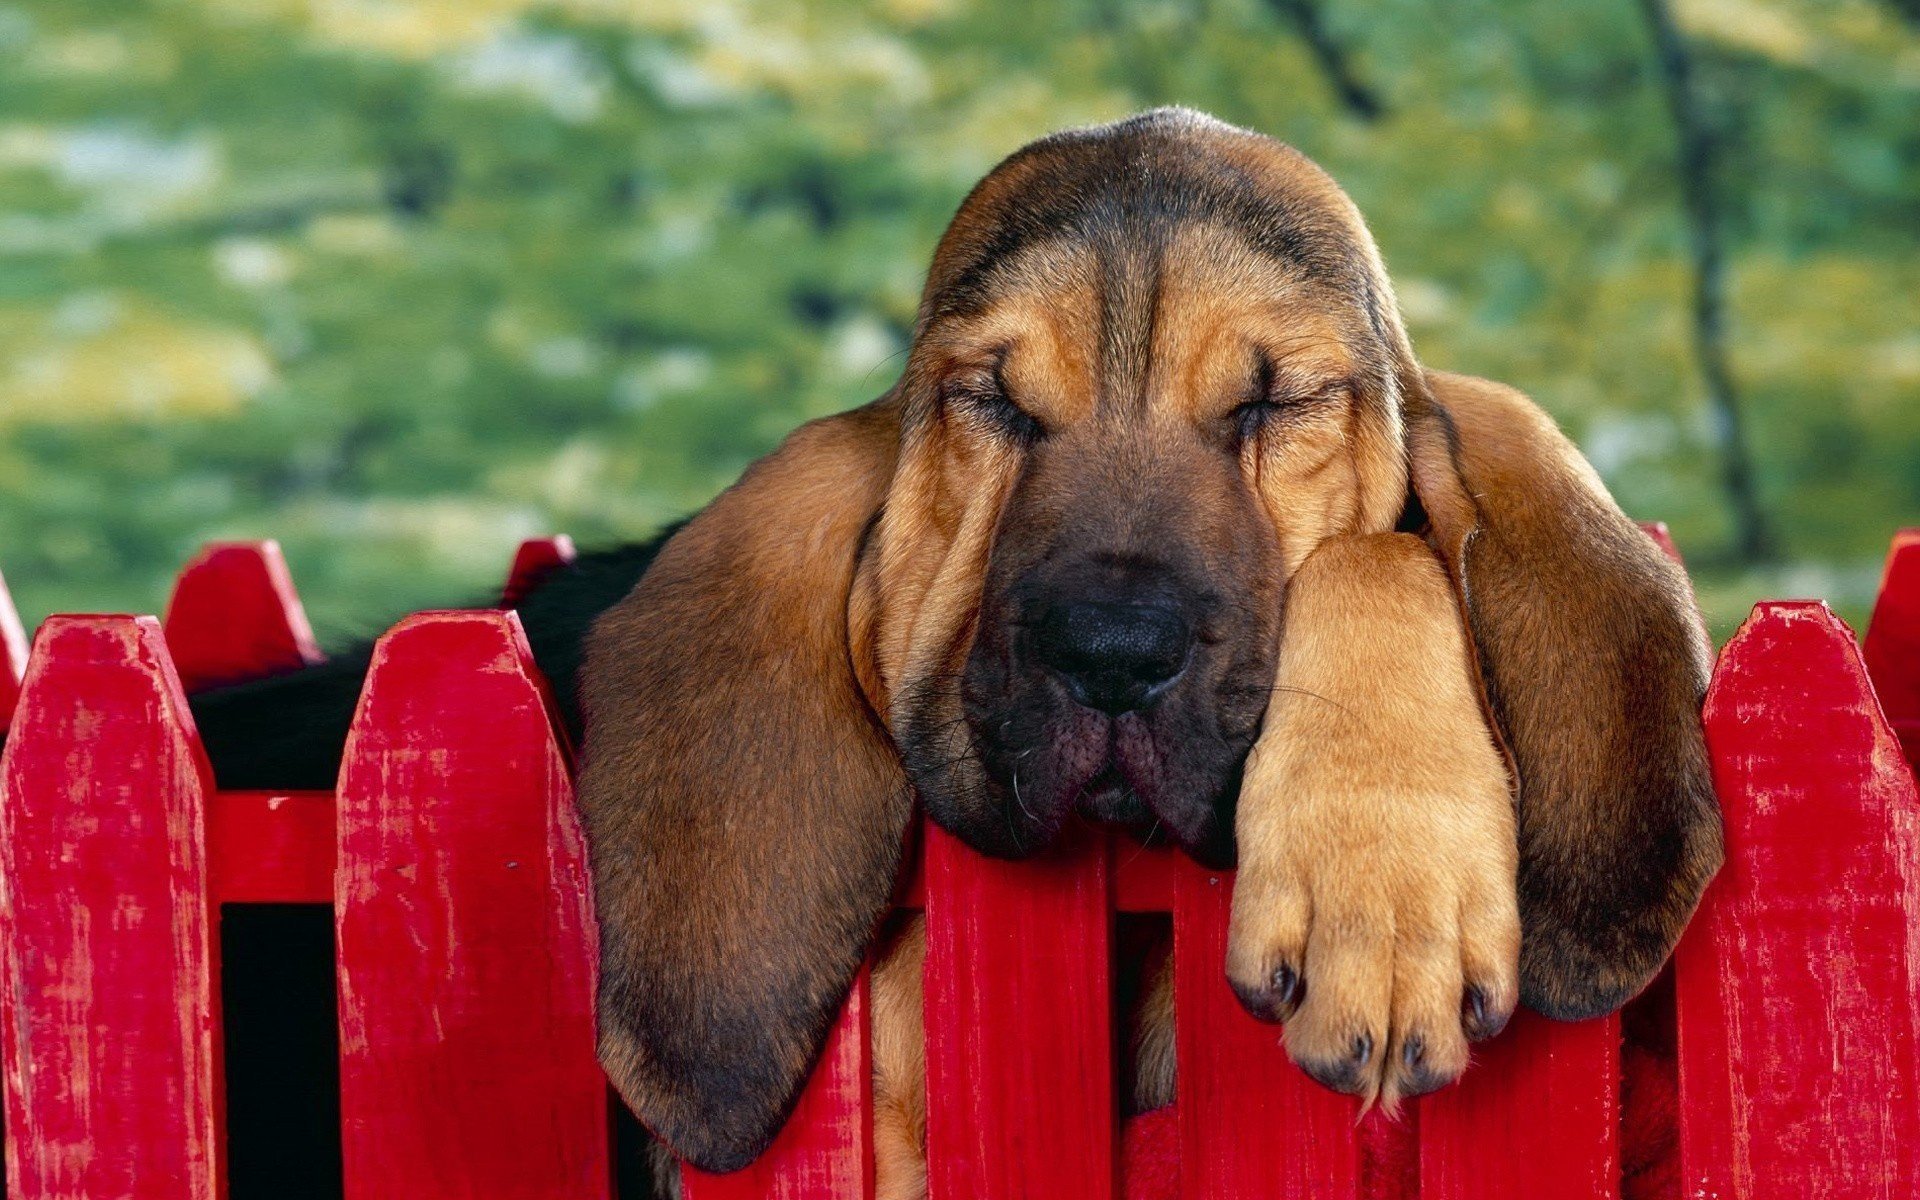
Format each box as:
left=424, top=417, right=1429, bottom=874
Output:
left=1032, top=600, right=1192, bottom=714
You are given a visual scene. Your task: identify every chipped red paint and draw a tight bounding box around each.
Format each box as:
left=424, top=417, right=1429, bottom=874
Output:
left=1170, top=853, right=1373, bottom=1200
left=1420, top=1012, right=1618, bottom=1198
left=683, top=973, right=874, bottom=1200
left=163, top=541, right=322, bottom=693
left=924, top=822, right=1117, bottom=1200
left=1678, top=600, right=1920, bottom=1198
left=2, top=529, right=1920, bottom=1198
left=334, top=610, right=606, bottom=1198
left=0, top=616, right=225, bottom=1199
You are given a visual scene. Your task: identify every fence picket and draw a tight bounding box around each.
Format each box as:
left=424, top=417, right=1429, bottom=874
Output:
left=503, top=535, right=579, bottom=608
left=925, top=823, right=1114, bottom=1200
left=1172, top=858, right=1372, bottom=1200
left=164, top=541, right=321, bottom=693
left=682, top=972, right=874, bottom=1200
left=0, top=616, right=224, bottom=1199
left=1677, top=601, right=1920, bottom=1198
left=1864, top=529, right=1920, bottom=764
left=334, top=610, right=606, bottom=1199
left=0, top=568, right=24, bottom=728
left=1419, top=1012, right=1618, bottom=1198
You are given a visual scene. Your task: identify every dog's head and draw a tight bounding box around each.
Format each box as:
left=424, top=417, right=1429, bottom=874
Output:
left=579, top=109, right=1719, bottom=1171
left=866, top=111, right=1407, bottom=866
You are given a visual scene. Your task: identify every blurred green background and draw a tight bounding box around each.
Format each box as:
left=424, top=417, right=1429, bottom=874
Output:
left=1, top=0, right=1915, bottom=644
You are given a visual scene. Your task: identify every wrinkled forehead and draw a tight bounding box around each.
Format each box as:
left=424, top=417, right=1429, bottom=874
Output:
left=916, top=119, right=1399, bottom=387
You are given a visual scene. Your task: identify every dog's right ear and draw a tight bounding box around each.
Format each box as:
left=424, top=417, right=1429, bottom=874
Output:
left=578, top=400, right=911, bottom=1173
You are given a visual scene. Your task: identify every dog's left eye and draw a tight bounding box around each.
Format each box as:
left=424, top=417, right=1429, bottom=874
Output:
left=1233, top=357, right=1347, bottom=443
left=1232, top=398, right=1285, bottom=441
left=1233, top=355, right=1285, bottom=441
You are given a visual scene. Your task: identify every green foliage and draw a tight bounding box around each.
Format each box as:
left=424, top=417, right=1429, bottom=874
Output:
left=0, top=0, right=1914, bottom=641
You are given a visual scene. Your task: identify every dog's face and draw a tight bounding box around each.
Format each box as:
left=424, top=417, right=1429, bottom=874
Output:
left=854, top=119, right=1406, bottom=864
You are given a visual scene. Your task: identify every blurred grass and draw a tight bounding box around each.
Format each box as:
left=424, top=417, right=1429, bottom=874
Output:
left=0, top=0, right=1915, bottom=646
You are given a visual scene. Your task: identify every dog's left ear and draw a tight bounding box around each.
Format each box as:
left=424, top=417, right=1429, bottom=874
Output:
left=1403, top=368, right=1723, bottom=1020
left=578, top=401, right=911, bottom=1172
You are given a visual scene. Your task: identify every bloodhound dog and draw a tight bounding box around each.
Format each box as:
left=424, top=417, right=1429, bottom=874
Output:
left=578, top=108, right=1721, bottom=1193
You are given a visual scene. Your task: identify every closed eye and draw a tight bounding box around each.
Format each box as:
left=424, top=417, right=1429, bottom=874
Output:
left=1232, top=354, right=1283, bottom=442
left=943, top=364, right=1043, bottom=444
left=1233, top=354, right=1347, bottom=442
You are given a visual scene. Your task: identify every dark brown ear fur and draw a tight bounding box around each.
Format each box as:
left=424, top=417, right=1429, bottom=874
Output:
left=578, top=400, right=911, bottom=1172
left=1406, top=368, right=1723, bottom=1020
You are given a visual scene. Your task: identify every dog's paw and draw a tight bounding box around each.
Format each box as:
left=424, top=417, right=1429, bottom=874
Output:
left=1225, top=777, right=1519, bottom=1105
left=1224, top=533, right=1520, bottom=1107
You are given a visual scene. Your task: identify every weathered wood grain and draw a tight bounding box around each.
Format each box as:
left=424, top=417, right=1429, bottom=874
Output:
left=1419, top=1010, right=1618, bottom=1199
left=925, top=822, right=1115, bottom=1200
left=0, top=615, right=225, bottom=1199
left=1678, top=601, right=1920, bottom=1198
left=334, top=610, right=606, bottom=1198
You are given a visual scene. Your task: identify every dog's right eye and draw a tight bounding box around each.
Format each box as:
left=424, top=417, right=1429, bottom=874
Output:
left=943, top=370, right=1043, bottom=444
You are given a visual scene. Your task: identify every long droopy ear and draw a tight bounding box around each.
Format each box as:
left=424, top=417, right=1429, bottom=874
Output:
left=1405, top=369, right=1723, bottom=1020
left=578, top=400, right=911, bottom=1172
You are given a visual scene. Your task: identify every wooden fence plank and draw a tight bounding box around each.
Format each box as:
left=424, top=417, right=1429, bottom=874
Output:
left=1864, top=529, right=1920, bottom=764
left=0, top=615, right=224, bottom=1199
left=1419, top=1011, right=1618, bottom=1199
left=502, top=535, right=578, bottom=609
left=925, top=822, right=1114, bottom=1200
left=1677, top=601, right=1920, bottom=1198
left=1172, top=858, right=1369, bottom=1200
left=164, top=541, right=321, bottom=692
left=0, top=567, right=25, bottom=728
left=681, top=973, right=874, bottom=1200
left=335, top=610, right=606, bottom=1199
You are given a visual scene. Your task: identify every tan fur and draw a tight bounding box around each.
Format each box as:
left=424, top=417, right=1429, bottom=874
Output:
left=1227, top=533, right=1519, bottom=1106
left=871, top=920, right=928, bottom=1200
left=583, top=109, right=1720, bottom=1185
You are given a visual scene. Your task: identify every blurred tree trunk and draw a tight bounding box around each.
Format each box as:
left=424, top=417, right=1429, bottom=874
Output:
left=1637, top=0, right=1775, bottom=563
left=1261, top=0, right=1383, bottom=121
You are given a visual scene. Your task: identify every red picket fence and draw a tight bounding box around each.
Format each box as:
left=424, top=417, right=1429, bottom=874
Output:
left=0, top=528, right=1917, bottom=1199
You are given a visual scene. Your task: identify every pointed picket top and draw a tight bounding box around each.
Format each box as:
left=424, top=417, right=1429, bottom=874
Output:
left=0, top=615, right=223, bottom=1199
left=1678, top=599, right=1920, bottom=1197
left=163, top=540, right=321, bottom=692
left=0, top=567, right=25, bottom=727
left=1864, top=529, right=1920, bottom=763
left=334, top=608, right=604, bottom=1199
left=501, top=535, right=577, bottom=608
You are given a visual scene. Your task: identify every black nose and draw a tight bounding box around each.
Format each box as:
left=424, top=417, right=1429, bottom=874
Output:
left=1031, top=600, right=1193, bottom=714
